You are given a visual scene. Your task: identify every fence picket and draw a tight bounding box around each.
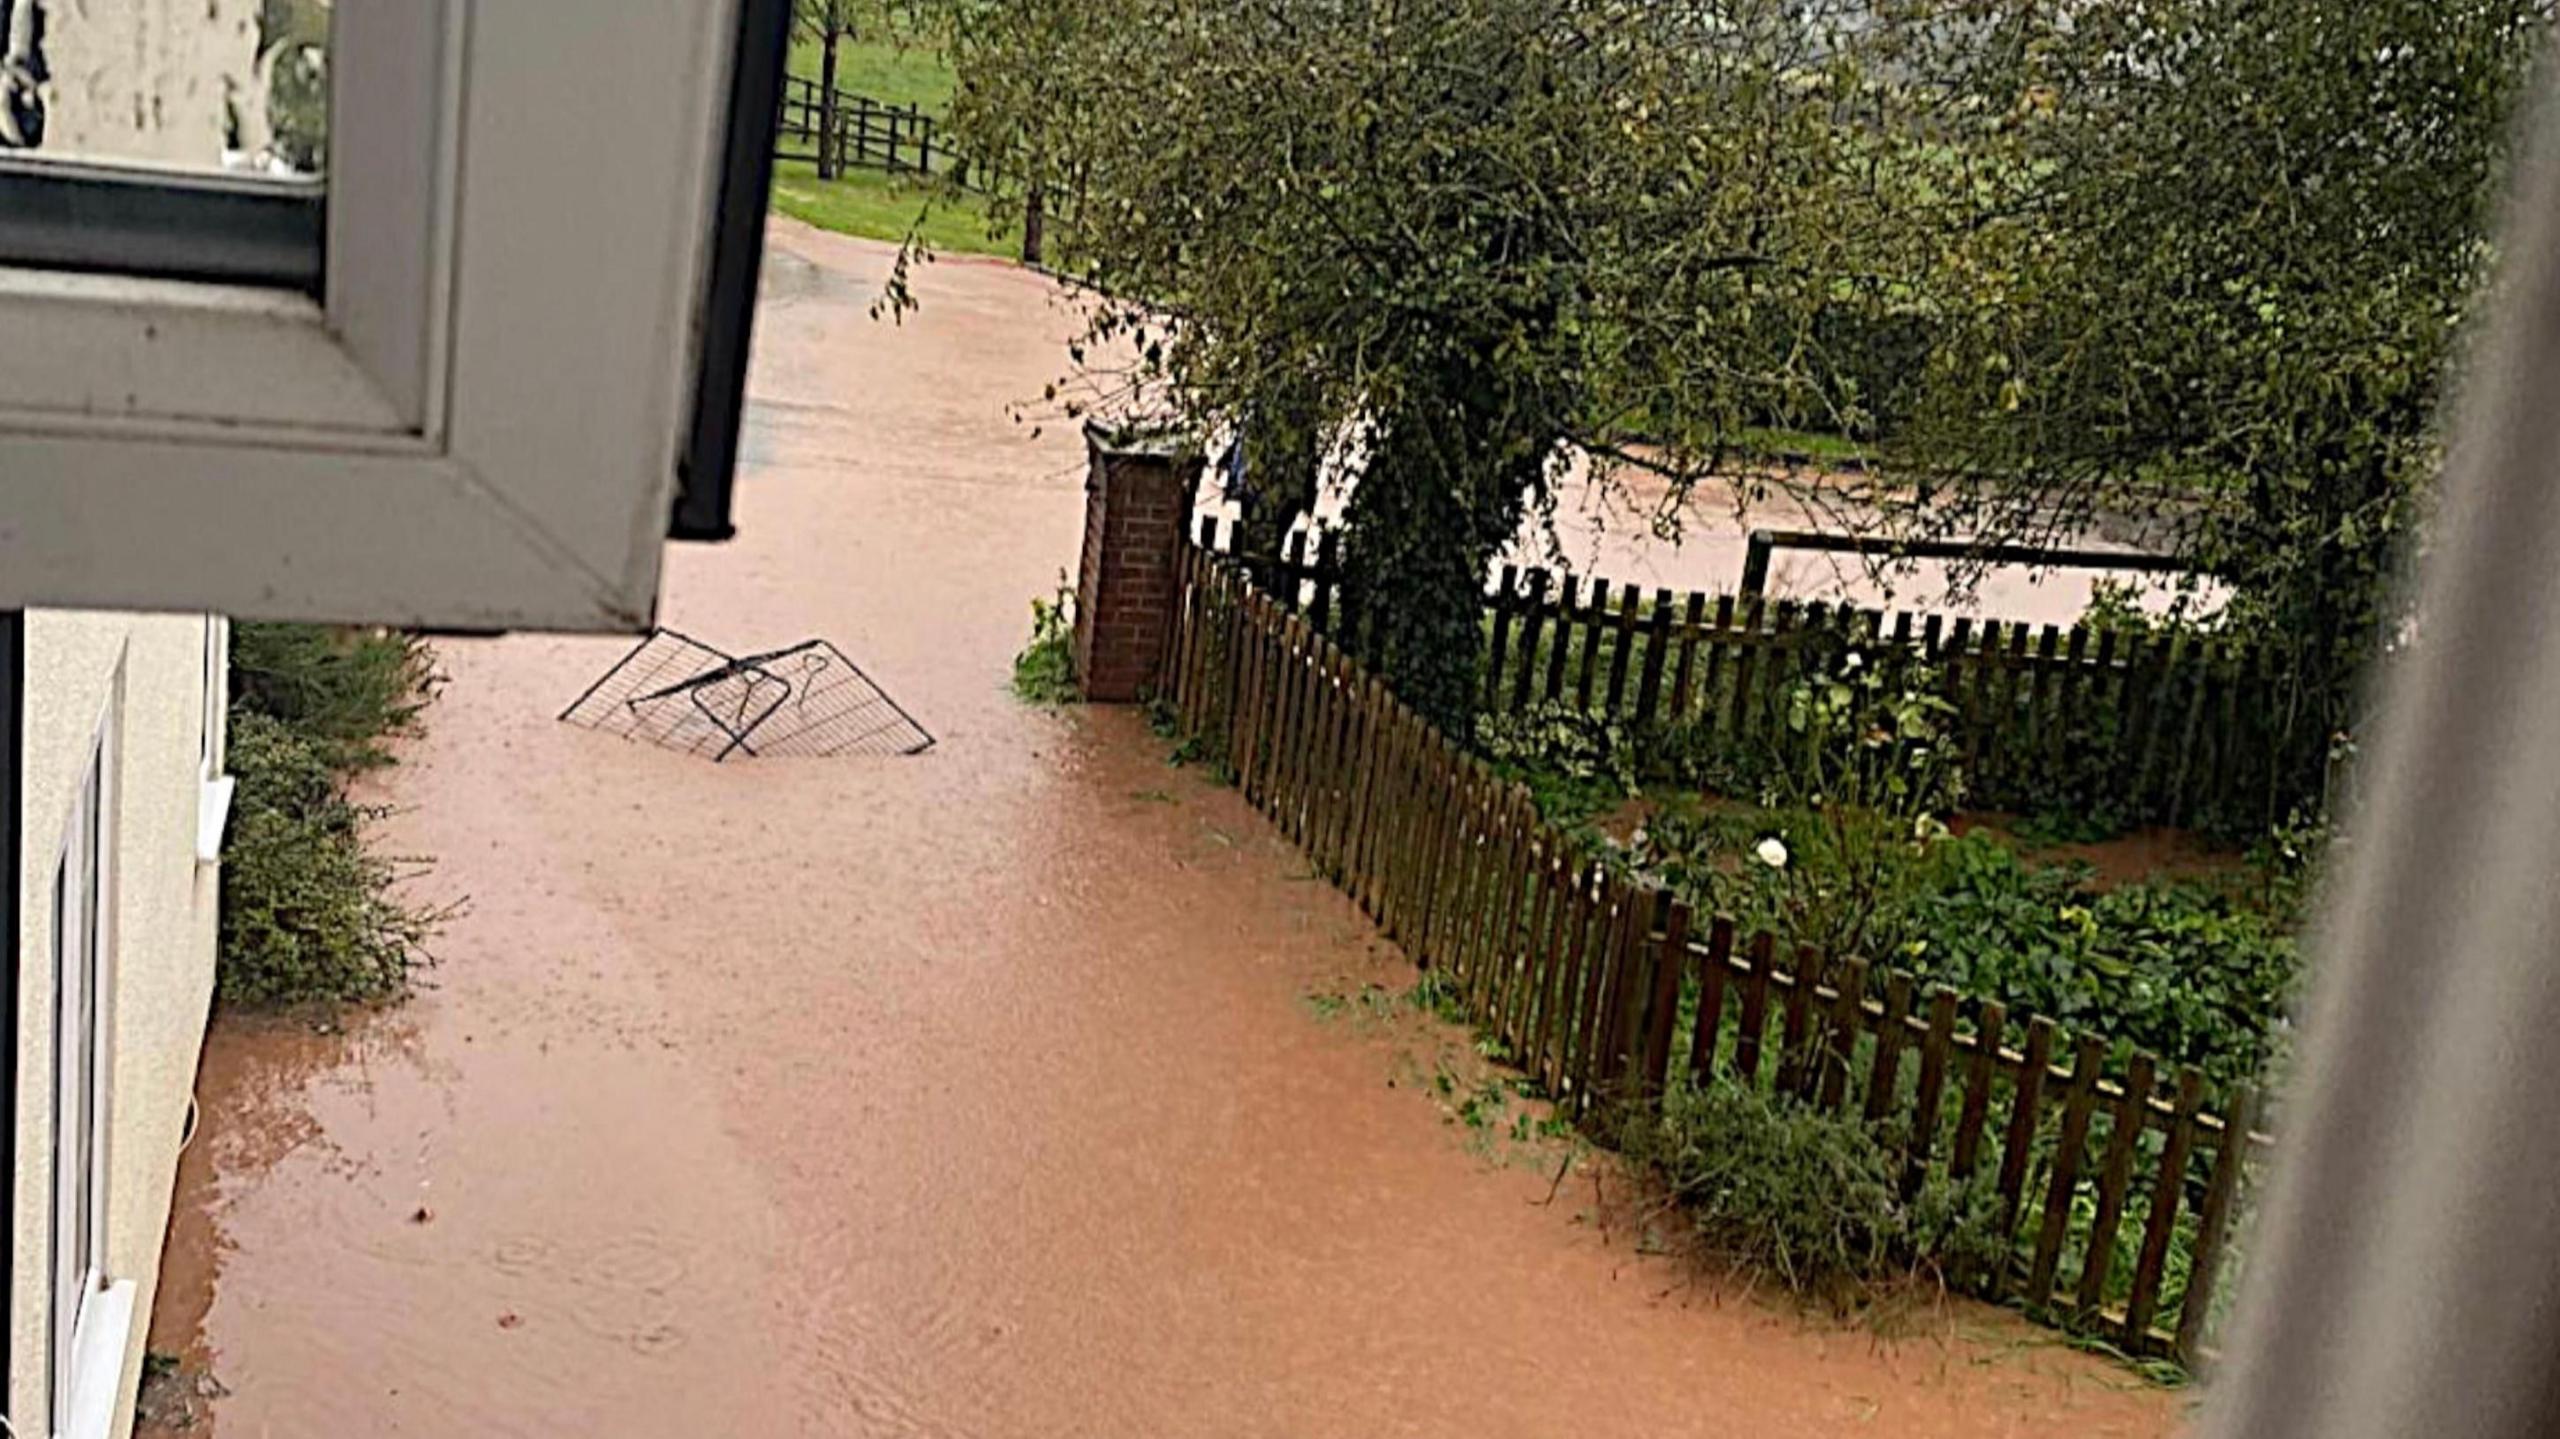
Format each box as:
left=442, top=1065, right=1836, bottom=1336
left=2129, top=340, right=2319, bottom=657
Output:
left=1575, top=579, right=1611, bottom=710
left=1728, top=598, right=1766, bottom=744
left=1735, top=931, right=1776, bottom=1085
left=1567, top=880, right=1627, bottom=1106
left=1484, top=790, right=1537, bottom=1033
left=2026, top=625, right=2064, bottom=795
left=2126, top=1067, right=2208, bottom=1346
left=1776, top=945, right=1820, bottom=1098
left=1544, top=575, right=1578, bottom=703
left=2076, top=1052, right=2159, bottom=1317
left=1605, top=586, right=1642, bottom=715
left=1817, top=957, right=1867, bottom=1112
left=1460, top=766, right=1508, bottom=979
left=1668, top=592, right=1706, bottom=726
left=2049, top=626, right=2085, bottom=794
left=1547, top=867, right=1601, bottom=1094
left=2122, top=632, right=2169, bottom=814
left=2028, top=1033, right=2111, bottom=1305
left=1514, top=570, right=1551, bottom=713
left=1688, top=916, right=1736, bottom=1085
left=1499, top=829, right=1553, bottom=1050
left=1950, top=1001, right=2006, bottom=1181
left=2168, top=638, right=2218, bottom=828
left=1527, top=855, right=1582, bottom=1085
left=1988, top=1016, right=2057, bottom=1299
left=1988, top=623, right=2033, bottom=797
left=1903, top=987, right=1960, bottom=1195
left=1635, top=587, right=1674, bottom=726
left=1487, top=565, right=1519, bottom=711
left=1866, top=973, right=1916, bottom=1122
left=2176, top=1086, right=2256, bottom=1363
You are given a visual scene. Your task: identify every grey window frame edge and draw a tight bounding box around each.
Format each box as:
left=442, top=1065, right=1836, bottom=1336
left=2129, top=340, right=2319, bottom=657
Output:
left=0, top=158, right=323, bottom=296
left=672, top=0, right=792, bottom=544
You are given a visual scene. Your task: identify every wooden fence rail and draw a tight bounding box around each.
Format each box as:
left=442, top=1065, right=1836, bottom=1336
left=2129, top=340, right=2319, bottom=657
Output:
left=1161, top=538, right=2266, bottom=1366
left=776, top=75, right=976, bottom=188
left=1194, top=516, right=2324, bottom=831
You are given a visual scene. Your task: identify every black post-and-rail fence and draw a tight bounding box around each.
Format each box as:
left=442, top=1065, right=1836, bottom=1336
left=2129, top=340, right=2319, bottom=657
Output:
left=775, top=75, right=967, bottom=185
left=1193, top=516, right=2328, bottom=834
left=1160, top=535, right=2267, bottom=1367
left=773, top=76, right=1056, bottom=261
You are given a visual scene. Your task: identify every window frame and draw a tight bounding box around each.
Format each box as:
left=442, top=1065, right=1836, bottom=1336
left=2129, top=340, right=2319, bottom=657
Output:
left=0, top=0, right=764, bottom=630
left=48, top=706, right=114, bottom=1434
left=196, top=614, right=232, bottom=864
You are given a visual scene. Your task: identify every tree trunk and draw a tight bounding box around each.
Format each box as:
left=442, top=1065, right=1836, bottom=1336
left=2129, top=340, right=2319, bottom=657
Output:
left=1341, top=409, right=1536, bottom=735
left=816, top=2, right=842, bottom=180
left=1022, top=182, right=1046, bottom=265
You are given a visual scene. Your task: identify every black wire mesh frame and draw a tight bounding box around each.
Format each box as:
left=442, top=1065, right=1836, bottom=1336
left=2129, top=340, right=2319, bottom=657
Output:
left=558, top=628, right=934, bottom=761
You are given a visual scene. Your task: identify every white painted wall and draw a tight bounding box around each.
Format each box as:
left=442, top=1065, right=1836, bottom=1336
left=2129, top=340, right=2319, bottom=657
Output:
left=10, top=4, right=249, bottom=1431
left=8, top=611, right=223, bottom=1435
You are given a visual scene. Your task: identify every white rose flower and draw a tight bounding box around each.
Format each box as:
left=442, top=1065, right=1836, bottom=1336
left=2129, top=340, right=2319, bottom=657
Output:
left=1844, top=650, right=1863, bottom=671
left=1755, top=836, right=1789, bottom=869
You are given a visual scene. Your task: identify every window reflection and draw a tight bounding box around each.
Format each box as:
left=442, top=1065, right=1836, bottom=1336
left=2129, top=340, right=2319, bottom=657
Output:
left=0, top=0, right=327, bottom=179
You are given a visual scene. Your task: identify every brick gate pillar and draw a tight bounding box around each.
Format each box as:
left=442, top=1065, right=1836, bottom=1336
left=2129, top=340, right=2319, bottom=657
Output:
left=1074, top=423, right=1202, bottom=703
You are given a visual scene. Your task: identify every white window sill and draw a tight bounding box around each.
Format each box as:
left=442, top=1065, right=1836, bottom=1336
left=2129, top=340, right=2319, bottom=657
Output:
left=196, top=774, right=235, bottom=865
left=61, top=1278, right=137, bottom=1439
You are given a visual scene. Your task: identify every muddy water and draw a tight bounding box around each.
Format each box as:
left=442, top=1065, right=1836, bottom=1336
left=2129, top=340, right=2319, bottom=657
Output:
left=143, top=221, right=2183, bottom=1438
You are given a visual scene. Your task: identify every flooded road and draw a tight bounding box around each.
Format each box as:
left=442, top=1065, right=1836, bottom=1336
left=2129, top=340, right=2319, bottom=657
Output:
left=142, top=221, right=2183, bottom=1437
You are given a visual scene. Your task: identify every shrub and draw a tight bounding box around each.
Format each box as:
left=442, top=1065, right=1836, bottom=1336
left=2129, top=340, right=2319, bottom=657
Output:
left=1011, top=575, right=1080, bottom=705
left=217, top=712, right=440, bottom=1006
left=229, top=622, right=434, bottom=770
left=1617, top=1069, right=2006, bottom=1300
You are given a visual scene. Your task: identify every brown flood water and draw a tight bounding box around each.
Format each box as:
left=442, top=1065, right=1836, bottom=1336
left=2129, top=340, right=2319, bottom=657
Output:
left=140, top=221, right=2185, bottom=1438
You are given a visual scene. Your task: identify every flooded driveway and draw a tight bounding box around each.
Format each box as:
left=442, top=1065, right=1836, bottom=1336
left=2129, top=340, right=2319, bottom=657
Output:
left=141, top=220, right=2182, bottom=1437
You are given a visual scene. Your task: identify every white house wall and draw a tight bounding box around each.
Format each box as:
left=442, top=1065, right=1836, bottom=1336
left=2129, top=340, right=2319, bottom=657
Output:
left=8, top=610, right=222, bottom=1433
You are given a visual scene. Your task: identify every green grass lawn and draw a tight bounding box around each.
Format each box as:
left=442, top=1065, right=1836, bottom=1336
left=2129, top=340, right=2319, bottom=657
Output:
left=767, top=159, right=1012, bottom=257
left=1734, top=426, right=1873, bottom=466
left=788, top=35, right=955, bottom=112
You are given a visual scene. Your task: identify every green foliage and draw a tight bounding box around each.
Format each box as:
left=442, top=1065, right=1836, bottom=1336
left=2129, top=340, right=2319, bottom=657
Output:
left=1010, top=575, right=1080, bottom=704
left=220, top=623, right=443, bottom=1008
left=1480, top=702, right=1638, bottom=835
left=1894, top=839, right=2297, bottom=1097
left=1627, top=642, right=1970, bottom=956
left=1618, top=1069, right=2006, bottom=1298
left=218, top=713, right=439, bottom=1007
left=1886, top=0, right=2551, bottom=776
left=1639, top=813, right=2299, bottom=1098
left=941, top=0, right=1937, bottom=730
left=229, top=622, right=433, bottom=772
left=238, top=0, right=331, bottom=172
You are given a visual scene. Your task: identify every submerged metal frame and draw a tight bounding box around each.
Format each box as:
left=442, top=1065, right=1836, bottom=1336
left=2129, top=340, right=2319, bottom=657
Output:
left=558, top=628, right=935, bottom=762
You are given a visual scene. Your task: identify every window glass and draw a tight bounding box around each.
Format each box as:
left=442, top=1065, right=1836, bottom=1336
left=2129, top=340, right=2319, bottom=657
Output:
left=0, top=0, right=328, bottom=178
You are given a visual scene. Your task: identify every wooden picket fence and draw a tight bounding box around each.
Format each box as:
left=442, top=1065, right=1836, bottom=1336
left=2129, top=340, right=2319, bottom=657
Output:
left=1161, top=538, right=2268, bottom=1366
left=1196, top=516, right=2325, bottom=831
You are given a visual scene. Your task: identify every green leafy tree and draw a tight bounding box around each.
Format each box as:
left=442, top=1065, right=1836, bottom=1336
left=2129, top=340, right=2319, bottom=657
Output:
left=940, top=0, right=1923, bottom=728
left=1877, top=0, right=2552, bottom=797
